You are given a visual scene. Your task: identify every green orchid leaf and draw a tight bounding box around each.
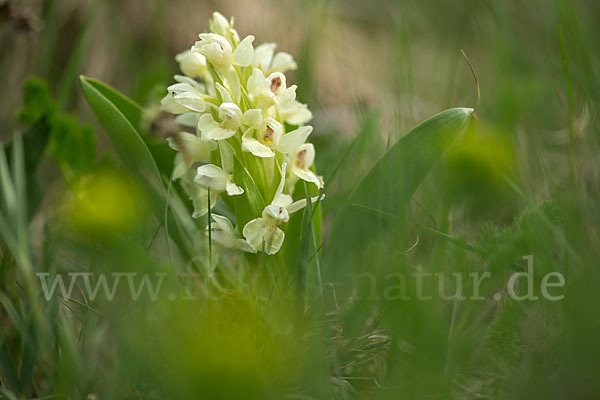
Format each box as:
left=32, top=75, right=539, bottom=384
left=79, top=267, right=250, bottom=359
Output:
left=81, top=76, right=144, bottom=128
left=324, top=107, right=473, bottom=275
left=232, top=155, right=265, bottom=230
left=282, top=177, right=322, bottom=274
left=80, top=76, right=175, bottom=175
left=81, top=76, right=196, bottom=260
left=80, top=76, right=163, bottom=209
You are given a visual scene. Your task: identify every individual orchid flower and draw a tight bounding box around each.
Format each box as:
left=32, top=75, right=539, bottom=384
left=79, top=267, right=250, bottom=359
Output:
left=287, top=143, right=323, bottom=189
left=160, top=75, right=212, bottom=114
left=252, top=43, right=298, bottom=75
left=194, top=165, right=243, bottom=196
left=241, top=116, right=313, bottom=159
left=192, top=32, right=254, bottom=100
left=209, top=12, right=239, bottom=45
left=246, top=68, right=297, bottom=110
left=194, top=141, right=243, bottom=196
left=207, top=214, right=256, bottom=253
left=197, top=102, right=242, bottom=140
left=167, top=132, right=217, bottom=179
left=192, top=33, right=254, bottom=70
left=179, top=170, right=218, bottom=218
left=241, top=117, right=282, bottom=158
left=194, top=165, right=244, bottom=198
left=278, top=99, right=313, bottom=125
left=243, top=163, right=323, bottom=255
left=175, top=49, right=209, bottom=80
left=246, top=68, right=311, bottom=125
left=174, top=112, right=199, bottom=129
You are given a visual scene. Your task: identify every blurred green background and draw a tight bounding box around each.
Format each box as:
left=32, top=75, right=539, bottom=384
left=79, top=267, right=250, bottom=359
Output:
left=1, top=0, right=599, bottom=398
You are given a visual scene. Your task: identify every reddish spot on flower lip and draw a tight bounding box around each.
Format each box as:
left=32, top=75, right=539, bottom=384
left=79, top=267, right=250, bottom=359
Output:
left=263, top=126, right=274, bottom=144
left=296, top=149, right=307, bottom=168
left=270, top=76, right=282, bottom=93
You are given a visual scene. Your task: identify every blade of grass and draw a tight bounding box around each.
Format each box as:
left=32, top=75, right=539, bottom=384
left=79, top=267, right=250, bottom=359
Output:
left=57, top=2, right=98, bottom=108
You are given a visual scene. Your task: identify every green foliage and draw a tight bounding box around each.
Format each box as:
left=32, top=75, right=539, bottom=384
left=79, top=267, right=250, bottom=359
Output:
left=17, top=78, right=56, bottom=125
left=325, top=108, right=473, bottom=275
left=485, top=300, right=522, bottom=366
left=477, top=199, right=566, bottom=273
left=79, top=76, right=197, bottom=262
left=232, top=155, right=266, bottom=229
left=80, top=76, right=161, bottom=191
left=444, top=121, right=518, bottom=217
left=48, top=115, right=96, bottom=177
left=16, top=77, right=96, bottom=179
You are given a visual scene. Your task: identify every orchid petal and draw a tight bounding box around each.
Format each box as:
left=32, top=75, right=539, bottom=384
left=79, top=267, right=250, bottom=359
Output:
left=211, top=213, right=235, bottom=234
left=278, top=85, right=297, bottom=106
left=175, top=49, right=207, bottom=78
left=218, top=102, right=242, bottom=128
left=247, top=68, right=268, bottom=96
left=216, top=82, right=233, bottom=103
left=210, top=12, right=231, bottom=37
left=292, top=166, right=323, bottom=188
left=242, top=218, right=285, bottom=255
left=287, top=194, right=325, bottom=214
left=173, top=92, right=206, bottom=112
left=235, top=238, right=257, bottom=253
left=263, top=203, right=290, bottom=222
left=242, top=218, right=267, bottom=251
left=263, top=227, right=285, bottom=255
left=279, top=101, right=313, bottom=125
left=271, top=194, right=293, bottom=210
left=232, top=35, right=255, bottom=66
left=172, top=153, right=189, bottom=180
left=225, top=180, right=244, bottom=196
left=278, top=126, right=313, bottom=154
left=175, top=112, right=199, bottom=127
left=274, top=162, right=287, bottom=198
left=160, top=94, right=189, bottom=114
left=198, top=113, right=218, bottom=132
left=195, top=164, right=229, bottom=192
left=271, top=52, right=297, bottom=73
left=242, top=109, right=263, bottom=129
left=189, top=184, right=217, bottom=218
left=253, top=42, right=276, bottom=71
left=242, top=129, right=275, bottom=158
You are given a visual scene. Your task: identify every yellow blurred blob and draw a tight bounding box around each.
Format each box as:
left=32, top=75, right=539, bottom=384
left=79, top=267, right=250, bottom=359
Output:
left=67, top=169, right=146, bottom=236
left=118, top=295, right=305, bottom=399
left=446, top=122, right=515, bottom=194
left=444, top=121, right=518, bottom=216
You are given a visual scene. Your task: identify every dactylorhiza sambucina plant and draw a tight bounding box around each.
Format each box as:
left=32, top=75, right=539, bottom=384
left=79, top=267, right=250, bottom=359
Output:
left=161, top=12, right=324, bottom=256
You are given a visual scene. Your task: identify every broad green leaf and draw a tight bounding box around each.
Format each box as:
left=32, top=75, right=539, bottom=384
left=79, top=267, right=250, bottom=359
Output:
left=81, top=77, right=175, bottom=175
left=81, top=77, right=144, bottom=128
left=81, top=76, right=194, bottom=259
left=324, top=108, right=473, bottom=274
left=80, top=76, right=162, bottom=212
